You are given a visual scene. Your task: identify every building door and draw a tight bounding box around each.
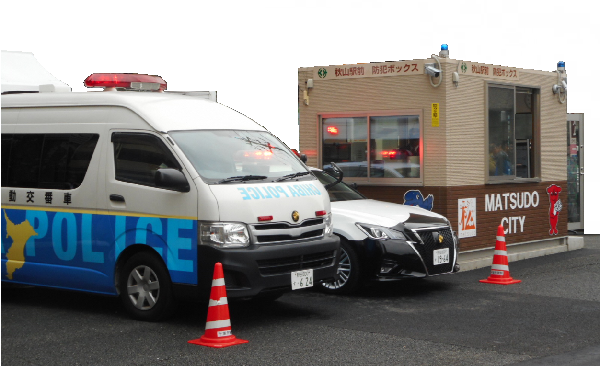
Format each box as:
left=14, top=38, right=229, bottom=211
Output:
left=567, top=113, right=584, bottom=232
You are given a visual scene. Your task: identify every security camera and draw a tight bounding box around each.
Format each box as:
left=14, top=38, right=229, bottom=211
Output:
left=561, top=79, right=567, bottom=92
left=425, top=65, right=441, bottom=78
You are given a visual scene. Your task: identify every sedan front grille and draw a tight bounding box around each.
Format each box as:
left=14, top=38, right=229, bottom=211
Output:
left=410, top=227, right=455, bottom=275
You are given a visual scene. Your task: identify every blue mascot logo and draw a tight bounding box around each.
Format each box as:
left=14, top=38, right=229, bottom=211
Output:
left=403, top=190, right=434, bottom=211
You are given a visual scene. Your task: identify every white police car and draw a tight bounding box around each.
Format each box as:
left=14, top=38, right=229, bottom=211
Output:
left=311, top=165, right=460, bottom=294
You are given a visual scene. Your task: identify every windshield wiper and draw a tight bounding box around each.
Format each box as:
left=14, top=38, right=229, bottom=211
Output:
left=218, top=175, right=268, bottom=184
left=275, top=171, right=311, bottom=182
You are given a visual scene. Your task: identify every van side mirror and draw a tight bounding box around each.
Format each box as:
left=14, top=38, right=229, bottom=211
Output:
left=300, top=154, right=308, bottom=163
left=155, top=168, right=190, bottom=192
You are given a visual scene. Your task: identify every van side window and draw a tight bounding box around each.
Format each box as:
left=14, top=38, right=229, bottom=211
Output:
left=2, top=133, right=99, bottom=189
left=112, top=133, right=182, bottom=188
left=1, top=134, right=14, bottom=187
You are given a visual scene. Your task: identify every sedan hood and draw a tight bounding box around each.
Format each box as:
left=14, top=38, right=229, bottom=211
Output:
left=331, top=199, right=448, bottom=228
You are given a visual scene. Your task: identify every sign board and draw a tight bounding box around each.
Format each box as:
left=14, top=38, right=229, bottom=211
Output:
left=458, top=61, right=520, bottom=81
left=314, top=60, right=425, bottom=81
left=432, top=103, right=440, bottom=127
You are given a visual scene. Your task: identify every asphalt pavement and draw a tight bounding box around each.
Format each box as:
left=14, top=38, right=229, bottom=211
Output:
left=2, top=234, right=599, bottom=365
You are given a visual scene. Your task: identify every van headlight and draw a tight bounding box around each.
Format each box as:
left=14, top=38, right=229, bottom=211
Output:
left=199, top=222, right=250, bottom=248
left=356, top=223, right=406, bottom=240
left=324, top=213, right=333, bottom=236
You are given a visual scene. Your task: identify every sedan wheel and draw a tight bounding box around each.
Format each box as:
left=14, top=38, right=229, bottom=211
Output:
left=319, top=239, right=362, bottom=294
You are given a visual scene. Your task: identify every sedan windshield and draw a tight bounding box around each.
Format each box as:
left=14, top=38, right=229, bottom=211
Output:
left=170, top=130, right=312, bottom=184
left=312, top=170, right=365, bottom=202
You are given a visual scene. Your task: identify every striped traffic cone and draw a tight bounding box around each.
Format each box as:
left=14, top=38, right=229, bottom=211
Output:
left=479, top=225, right=521, bottom=285
left=188, top=262, right=248, bottom=348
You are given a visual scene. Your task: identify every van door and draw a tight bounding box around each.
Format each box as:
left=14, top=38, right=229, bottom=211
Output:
left=106, top=131, right=199, bottom=286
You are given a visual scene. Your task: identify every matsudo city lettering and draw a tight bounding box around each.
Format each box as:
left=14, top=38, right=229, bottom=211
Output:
left=237, top=184, right=322, bottom=200
left=1, top=209, right=197, bottom=286
left=485, top=191, right=540, bottom=234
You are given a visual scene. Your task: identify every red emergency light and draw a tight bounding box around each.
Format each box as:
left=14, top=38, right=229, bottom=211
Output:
left=315, top=210, right=326, bottom=217
left=380, top=150, right=397, bottom=158
left=84, top=73, right=167, bottom=91
left=326, top=126, right=339, bottom=135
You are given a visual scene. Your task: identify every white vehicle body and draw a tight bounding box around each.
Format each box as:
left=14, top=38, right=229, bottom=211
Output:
left=1, top=52, right=339, bottom=320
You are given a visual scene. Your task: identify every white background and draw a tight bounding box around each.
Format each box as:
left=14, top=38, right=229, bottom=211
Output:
left=1, top=0, right=597, bottom=233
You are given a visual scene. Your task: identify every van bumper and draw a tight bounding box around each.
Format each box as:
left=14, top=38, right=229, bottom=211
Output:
left=174, top=235, right=340, bottom=300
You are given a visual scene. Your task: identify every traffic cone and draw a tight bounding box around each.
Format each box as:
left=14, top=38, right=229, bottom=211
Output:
left=188, top=262, right=248, bottom=348
left=479, top=225, right=521, bottom=285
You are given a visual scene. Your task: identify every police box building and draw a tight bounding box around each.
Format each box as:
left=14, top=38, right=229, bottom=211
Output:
left=298, top=45, right=580, bottom=265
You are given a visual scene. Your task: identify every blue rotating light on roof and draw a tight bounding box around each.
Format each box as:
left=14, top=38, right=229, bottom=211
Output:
left=439, top=43, right=449, bottom=58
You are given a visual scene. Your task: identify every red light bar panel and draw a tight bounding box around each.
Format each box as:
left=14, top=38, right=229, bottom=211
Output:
left=315, top=210, right=326, bottom=217
left=84, top=73, right=167, bottom=91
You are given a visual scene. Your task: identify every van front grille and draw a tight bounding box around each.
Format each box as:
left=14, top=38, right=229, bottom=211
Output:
left=250, top=219, right=324, bottom=244
left=256, top=251, right=336, bottom=275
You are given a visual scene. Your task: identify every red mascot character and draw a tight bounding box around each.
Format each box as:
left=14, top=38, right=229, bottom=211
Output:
left=546, top=184, right=562, bottom=235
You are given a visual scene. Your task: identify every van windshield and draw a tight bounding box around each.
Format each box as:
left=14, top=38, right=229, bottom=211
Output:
left=170, top=130, right=312, bottom=184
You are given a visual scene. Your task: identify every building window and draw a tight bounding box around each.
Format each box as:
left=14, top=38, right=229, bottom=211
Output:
left=488, top=85, right=539, bottom=181
left=321, top=111, right=422, bottom=183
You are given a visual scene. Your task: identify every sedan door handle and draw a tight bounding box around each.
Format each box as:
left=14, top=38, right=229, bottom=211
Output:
left=110, top=194, right=125, bottom=202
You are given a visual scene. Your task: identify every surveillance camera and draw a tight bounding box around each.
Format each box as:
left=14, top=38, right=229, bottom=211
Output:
left=561, top=79, right=567, bottom=92
left=425, top=65, right=441, bottom=78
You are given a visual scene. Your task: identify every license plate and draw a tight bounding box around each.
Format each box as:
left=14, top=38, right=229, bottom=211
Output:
left=433, top=248, right=449, bottom=265
left=291, top=269, right=313, bottom=290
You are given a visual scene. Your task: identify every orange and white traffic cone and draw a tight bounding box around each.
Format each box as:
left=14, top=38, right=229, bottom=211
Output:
left=188, top=262, right=248, bottom=348
left=479, top=225, right=521, bottom=285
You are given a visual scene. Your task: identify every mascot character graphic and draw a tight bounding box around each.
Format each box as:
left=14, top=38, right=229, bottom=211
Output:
left=546, top=184, right=562, bottom=235
left=403, top=190, right=434, bottom=211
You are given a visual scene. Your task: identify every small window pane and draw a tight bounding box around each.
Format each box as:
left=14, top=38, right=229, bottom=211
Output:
left=488, top=87, right=515, bottom=176
left=39, top=134, right=99, bottom=189
left=7, top=134, right=44, bottom=188
left=322, top=117, right=368, bottom=177
left=113, top=133, right=181, bottom=187
left=370, top=115, right=420, bottom=178
left=1, top=134, right=13, bottom=187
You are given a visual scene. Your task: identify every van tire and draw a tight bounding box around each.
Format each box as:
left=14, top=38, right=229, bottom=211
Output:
left=119, top=251, right=175, bottom=321
left=318, top=239, right=362, bottom=295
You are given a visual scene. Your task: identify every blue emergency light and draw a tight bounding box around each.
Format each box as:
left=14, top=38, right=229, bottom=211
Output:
left=441, top=44, right=449, bottom=51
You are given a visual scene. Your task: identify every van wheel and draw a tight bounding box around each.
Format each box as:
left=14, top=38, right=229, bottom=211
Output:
left=319, top=239, right=362, bottom=294
left=119, top=251, right=175, bottom=321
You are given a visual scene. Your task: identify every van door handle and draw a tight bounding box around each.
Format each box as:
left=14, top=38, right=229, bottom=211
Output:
left=110, top=194, right=125, bottom=202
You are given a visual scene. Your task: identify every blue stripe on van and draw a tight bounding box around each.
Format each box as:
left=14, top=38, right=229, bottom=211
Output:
left=1, top=208, right=197, bottom=295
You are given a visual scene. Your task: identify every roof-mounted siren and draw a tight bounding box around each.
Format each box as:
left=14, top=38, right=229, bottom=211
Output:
left=84, top=73, right=167, bottom=92
left=552, top=61, right=567, bottom=104
left=439, top=44, right=449, bottom=58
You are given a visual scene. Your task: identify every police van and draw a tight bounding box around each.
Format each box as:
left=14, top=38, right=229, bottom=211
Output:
left=1, top=51, right=340, bottom=321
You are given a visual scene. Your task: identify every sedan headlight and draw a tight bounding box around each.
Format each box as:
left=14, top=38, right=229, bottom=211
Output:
left=356, top=223, right=406, bottom=240
left=199, top=222, right=250, bottom=248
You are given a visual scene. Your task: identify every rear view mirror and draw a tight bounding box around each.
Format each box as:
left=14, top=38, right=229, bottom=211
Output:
left=155, top=168, right=190, bottom=192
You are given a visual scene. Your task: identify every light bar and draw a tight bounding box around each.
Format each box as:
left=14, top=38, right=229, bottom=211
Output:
left=84, top=73, right=167, bottom=91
